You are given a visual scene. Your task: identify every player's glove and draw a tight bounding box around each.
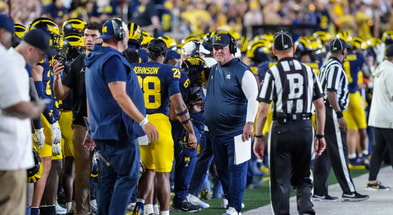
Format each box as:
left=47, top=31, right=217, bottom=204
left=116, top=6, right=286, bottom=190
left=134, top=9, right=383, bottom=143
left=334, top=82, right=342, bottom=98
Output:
left=52, top=141, right=61, bottom=156
left=50, top=123, right=61, bottom=145
left=50, top=123, right=61, bottom=156
left=32, top=128, right=45, bottom=149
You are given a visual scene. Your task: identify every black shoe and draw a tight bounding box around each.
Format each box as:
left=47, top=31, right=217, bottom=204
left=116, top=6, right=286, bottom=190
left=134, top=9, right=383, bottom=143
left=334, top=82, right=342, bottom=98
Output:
left=312, top=194, right=339, bottom=201
left=301, top=211, right=315, bottom=215
left=173, top=199, right=201, bottom=213
left=342, top=192, right=369, bottom=202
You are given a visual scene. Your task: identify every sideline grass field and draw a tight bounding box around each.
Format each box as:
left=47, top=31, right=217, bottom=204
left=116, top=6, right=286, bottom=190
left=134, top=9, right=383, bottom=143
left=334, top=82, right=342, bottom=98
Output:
left=171, top=168, right=368, bottom=214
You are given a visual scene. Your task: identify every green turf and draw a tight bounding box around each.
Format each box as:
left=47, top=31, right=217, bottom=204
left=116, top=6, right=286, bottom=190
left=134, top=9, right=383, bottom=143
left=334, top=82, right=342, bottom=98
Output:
left=171, top=168, right=369, bottom=214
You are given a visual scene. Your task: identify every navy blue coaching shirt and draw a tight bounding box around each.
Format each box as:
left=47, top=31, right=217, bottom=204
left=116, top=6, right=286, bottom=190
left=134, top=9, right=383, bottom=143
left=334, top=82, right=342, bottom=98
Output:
left=204, top=58, right=249, bottom=136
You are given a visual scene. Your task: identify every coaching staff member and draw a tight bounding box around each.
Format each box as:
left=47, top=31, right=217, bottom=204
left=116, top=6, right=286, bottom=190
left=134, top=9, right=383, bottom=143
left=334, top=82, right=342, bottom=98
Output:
left=366, top=44, right=393, bottom=191
left=204, top=33, right=258, bottom=215
left=53, top=22, right=102, bottom=214
left=253, top=30, right=326, bottom=215
left=84, top=18, right=158, bottom=215
left=314, top=38, right=369, bottom=201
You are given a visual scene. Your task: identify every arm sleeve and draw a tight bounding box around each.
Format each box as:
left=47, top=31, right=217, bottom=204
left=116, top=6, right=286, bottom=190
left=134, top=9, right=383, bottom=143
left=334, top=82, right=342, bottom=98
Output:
left=34, top=80, right=55, bottom=124
left=0, top=62, right=28, bottom=108
left=385, top=69, right=393, bottom=100
left=102, top=56, right=127, bottom=84
left=312, top=70, right=324, bottom=100
left=168, top=67, right=181, bottom=96
left=34, top=81, right=44, bottom=99
left=241, top=70, right=259, bottom=123
left=42, top=103, right=56, bottom=124
left=33, top=118, right=42, bottom=129
left=326, top=65, right=339, bottom=92
left=257, top=70, right=274, bottom=103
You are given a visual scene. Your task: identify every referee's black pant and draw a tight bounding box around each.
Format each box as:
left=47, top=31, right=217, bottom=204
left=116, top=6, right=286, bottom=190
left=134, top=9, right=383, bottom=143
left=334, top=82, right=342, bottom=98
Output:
left=269, top=120, right=314, bottom=215
left=313, top=105, right=356, bottom=196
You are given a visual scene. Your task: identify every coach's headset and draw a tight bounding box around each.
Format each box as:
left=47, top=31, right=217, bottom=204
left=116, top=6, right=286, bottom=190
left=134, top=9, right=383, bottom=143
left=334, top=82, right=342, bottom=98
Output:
left=111, top=18, right=126, bottom=41
left=228, top=33, right=237, bottom=54
left=214, top=33, right=237, bottom=54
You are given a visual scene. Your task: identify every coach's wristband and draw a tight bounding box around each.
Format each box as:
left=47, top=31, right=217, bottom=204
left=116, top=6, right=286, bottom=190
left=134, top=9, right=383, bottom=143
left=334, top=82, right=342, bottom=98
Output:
left=254, top=134, right=264, bottom=138
left=336, top=111, right=343, bottom=118
left=139, top=116, right=149, bottom=127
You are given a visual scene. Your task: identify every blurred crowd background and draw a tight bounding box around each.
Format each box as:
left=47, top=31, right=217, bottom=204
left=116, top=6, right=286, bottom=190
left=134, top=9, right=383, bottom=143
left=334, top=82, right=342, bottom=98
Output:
left=0, top=0, right=392, bottom=42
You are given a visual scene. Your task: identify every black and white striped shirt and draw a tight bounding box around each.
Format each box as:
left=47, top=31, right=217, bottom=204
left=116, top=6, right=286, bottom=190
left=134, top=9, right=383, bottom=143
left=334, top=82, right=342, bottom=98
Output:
left=318, top=57, right=349, bottom=110
left=257, top=57, right=323, bottom=114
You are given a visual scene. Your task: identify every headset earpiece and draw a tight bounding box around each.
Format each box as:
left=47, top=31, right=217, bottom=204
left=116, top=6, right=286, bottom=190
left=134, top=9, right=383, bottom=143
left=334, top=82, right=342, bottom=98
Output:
left=227, top=33, right=236, bottom=54
left=111, top=18, right=125, bottom=41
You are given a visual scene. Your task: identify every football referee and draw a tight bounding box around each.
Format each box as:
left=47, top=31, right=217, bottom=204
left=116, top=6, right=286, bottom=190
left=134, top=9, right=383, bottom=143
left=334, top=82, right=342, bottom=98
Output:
left=253, top=30, right=326, bottom=215
left=313, top=38, right=369, bottom=202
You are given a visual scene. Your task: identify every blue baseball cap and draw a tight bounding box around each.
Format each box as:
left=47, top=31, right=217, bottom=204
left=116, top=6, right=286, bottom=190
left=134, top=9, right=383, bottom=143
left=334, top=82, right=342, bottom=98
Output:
left=0, top=13, right=14, bottom=34
left=23, top=29, right=56, bottom=56
left=212, top=33, right=231, bottom=47
left=100, top=19, right=116, bottom=39
left=100, top=18, right=126, bottom=40
left=166, top=49, right=180, bottom=60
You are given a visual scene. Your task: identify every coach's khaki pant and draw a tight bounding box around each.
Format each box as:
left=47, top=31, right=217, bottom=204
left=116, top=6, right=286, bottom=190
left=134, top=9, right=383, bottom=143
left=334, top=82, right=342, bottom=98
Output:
left=0, top=169, right=27, bottom=215
left=73, top=124, right=92, bottom=215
